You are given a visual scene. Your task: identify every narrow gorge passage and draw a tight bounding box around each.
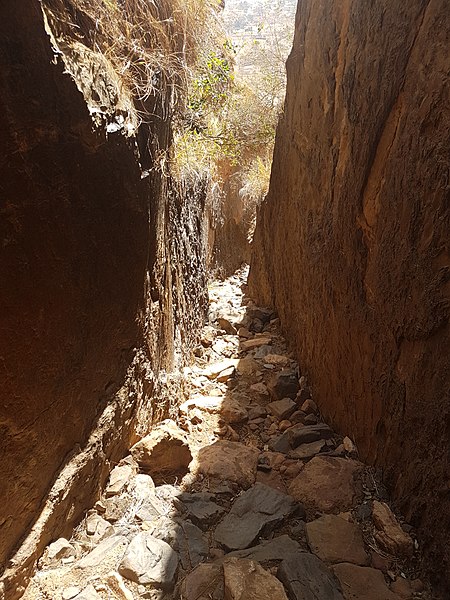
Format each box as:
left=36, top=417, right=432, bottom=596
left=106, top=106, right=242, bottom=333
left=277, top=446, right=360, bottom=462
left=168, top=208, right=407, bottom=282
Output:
left=1, top=0, right=448, bottom=599
left=21, top=271, right=432, bottom=600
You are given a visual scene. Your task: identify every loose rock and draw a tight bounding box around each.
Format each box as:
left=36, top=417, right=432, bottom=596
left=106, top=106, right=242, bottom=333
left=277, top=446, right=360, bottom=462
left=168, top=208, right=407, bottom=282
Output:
left=227, top=534, right=301, bottom=562
left=332, top=563, right=400, bottom=600
left=270, top=423, right=333, bottom=453
left=278, top=552, right=344, bottom=600
left=372, top=501, right=414, bottom=558
left=267, top=398, right=297, bottom=420
left=288, top=456, right=362, bottom=512
left=130, top=420, right=192, bottom=475
left=215, top=483, right=297, bottom=550
left=223, top=557, right=288, bottom=600
left=306, top=514, right=369, bottom=565
left=268, top=371, right=299, bottom=400
left=193, top=441, right=259, bottom=488
left=178, top=563, right=224, bottom=600
left=118, top=532, right=178, bottom=589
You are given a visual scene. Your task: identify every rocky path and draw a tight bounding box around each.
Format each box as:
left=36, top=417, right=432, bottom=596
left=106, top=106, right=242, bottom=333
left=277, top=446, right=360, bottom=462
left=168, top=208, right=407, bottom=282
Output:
left=24, top=270, right=433, bottom=600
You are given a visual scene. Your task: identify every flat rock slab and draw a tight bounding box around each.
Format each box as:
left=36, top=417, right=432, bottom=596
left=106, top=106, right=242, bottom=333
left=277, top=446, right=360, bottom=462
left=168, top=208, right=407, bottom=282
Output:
left=193, top=441, right=259, bottom=488
left=130, top=420, right=192, bottom=475
left=241, top=337, right=273, bottom=350
left=267, top=398, right=297, bottom=420
left=227, top=535, right=302, bottom=562
left=179, top=492, right=226, bottom=529
left=204, top=359, right=239, bottom=379
left=237, top=356, right=261, bottom=375
left=332, top=563, right=400, bottom=600
left=306, top=515, right=369, bottom=565
left=105, top=464, right=136, bottom=497
left=278, top=552, right=344, bottom=600
left=372, top=501, right=414, bottom=558
left=178, top=563, right=224, bottom=600
left=181, top=395, right=247, bottom=424
left=288, top=456, right=362, bottom=513
left=143, top=516, right=208, bottom=570
left=77, top=535, right=129, bottom=569
left=224, top=557, right=288, bottom=600
left=289, top=439, right=326, bottom=460
left=268, top=371, right=299, bottom=400
left=118, top=532, right=178, bottom=589
left=270, top=423, right=333, bottom=453
left=215, top=483, right=297, bottom=550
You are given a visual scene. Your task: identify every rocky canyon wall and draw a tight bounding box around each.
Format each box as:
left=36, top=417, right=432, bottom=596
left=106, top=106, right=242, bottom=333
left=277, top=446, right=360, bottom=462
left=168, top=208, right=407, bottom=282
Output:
left=250, top=0, right=449, bottom=589
left=0, top=2, right=208, bottom=597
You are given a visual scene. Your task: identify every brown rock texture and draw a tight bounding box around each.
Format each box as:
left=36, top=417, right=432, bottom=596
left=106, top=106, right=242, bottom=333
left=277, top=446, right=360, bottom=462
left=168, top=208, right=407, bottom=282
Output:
left=0, top=1, right=208, bottom=596
left=249, top=0, right=450, bottom=588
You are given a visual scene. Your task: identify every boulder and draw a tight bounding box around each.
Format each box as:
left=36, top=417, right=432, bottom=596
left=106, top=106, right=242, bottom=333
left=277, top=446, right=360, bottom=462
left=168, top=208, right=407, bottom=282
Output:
left=193, top=441, right=259, bottom=488
left=288, top=439, right=326, bottom=460
left=372, top=501, right=414, bottom=558
left=118, top=532, right=178, bottom=589
left=105, top=464, right=135, bottom=497
left=306, top=514, right=369, bottom=565
left=130, top=420, right=192, bottom=475
left=267, top=398, right=297, bottom=420
left=268, top=371, right=299, bottom=400
left=332, top=563, right=400, bottom=600
left=224, top=557, right=288, bottom=600
left=277, top=552, right=344, bottom=600
left=77, top=535, right=129, bottom=569
left=288, top=457, right=362, bottom=512
left=178, top=563, right=224, bottom=600
left=227, top=535, right=301, bottom=562
left=179, top=492, right=226, bottom=529
left=270, top=423, right=333, bottom=453
left=215, top=483, right=297, bottom=550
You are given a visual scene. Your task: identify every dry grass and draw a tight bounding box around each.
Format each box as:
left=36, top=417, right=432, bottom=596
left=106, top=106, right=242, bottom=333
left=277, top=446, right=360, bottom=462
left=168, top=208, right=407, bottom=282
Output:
left=43, top=0, right=222, bottom=109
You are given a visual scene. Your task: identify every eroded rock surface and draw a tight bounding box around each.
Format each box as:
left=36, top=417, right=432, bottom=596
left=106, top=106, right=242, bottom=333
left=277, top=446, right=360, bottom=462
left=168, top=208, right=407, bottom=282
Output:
left=249, top=0, right=450, bottom=588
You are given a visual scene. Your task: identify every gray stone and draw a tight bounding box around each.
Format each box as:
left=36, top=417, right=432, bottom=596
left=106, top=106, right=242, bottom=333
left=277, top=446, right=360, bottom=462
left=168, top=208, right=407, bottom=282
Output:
left=254, top=345, right=273, bottom=359
left=119, top=532, right=178, bottom=589
left=105, top=464, right=135, bottom=497
left=46, top=538, right=76, bottom=561
left=103, top=494, right=133, bottom=522
left=248, top=405, right=267, bottom=420
left=248, top=307, right=273, bottom=323
left=288, top=440, right=326, bottom=460
left=227, top=535, right=302, bottom=562
left=73, top=585, right=101, bottom=600
left=179, top=492, right=226, bottom=529
left=77, top=535, right=129, bottom=569
left=144, top=516, right=208, bottom=570
left=268, top=371, right=299, bottom=400
left=269, top=423, right=334, bottom=453
left=277, top=553, right=344, bottom=600
left=215, top=483, right=297, bottom=550
left=267, top=398, right=297, bottom=420
left=224, top=557, right=288, bottom=600
left=135, top=494, right=166, bottom=521
left=85, top=513, right=115, bottom=542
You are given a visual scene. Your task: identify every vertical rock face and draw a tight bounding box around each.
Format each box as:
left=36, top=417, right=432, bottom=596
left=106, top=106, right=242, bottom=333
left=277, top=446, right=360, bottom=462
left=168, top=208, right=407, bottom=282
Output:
left=250, top=0, right=449, bottom=589
left=0, top=1, right=208, bottom=596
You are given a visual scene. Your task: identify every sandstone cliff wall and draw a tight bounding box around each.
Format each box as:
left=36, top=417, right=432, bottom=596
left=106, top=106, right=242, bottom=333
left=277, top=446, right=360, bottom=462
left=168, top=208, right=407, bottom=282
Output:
left=250, top=0, right=449, bottom=589
left=0, top=2, right=208, bottom=596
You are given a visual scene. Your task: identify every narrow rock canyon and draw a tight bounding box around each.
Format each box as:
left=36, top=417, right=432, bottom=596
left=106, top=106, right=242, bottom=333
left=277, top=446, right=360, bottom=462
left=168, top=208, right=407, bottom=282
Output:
left=0, top=0, right=448, bottom=599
